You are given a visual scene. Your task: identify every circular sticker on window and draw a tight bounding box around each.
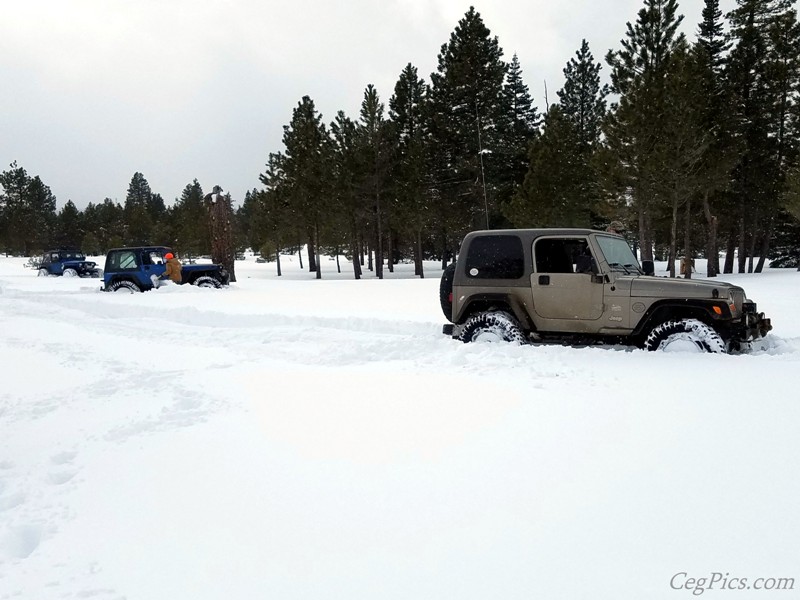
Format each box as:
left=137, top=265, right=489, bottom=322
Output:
left=469, top=268, right=479, bottom=276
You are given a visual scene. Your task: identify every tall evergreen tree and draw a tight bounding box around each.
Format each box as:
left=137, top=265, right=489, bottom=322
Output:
left=357, top=84, right=392, bottom=279
left=277, top=96, right=332, bottom=278
left=694, top=0, right=736, bottom=276
left=496, top=53, right=539, bottom=213
left=124, top=172, right=154, bottom=245
left=604, top=0, right=686, bottom=261
left=389, top=63, right=431, bottom=277
left=725, top=0, right=796, bottom=272
left=504, top=106, right=591, bottom=228
left=558, top=40, right=610, bottom=150
left=428, top=6, right=508, bottom=243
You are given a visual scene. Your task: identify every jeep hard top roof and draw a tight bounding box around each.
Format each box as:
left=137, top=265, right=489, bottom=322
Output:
left=106, top=246, right=173, bottom=253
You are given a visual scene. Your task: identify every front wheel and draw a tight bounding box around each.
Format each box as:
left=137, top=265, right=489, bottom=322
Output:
left=37, top=268, right=49, bottom=277
left=62, top=268, right=78, bottom=277
left=644, top=318, right=726, bottom=353
left=460, top=311, right=527, bottom=344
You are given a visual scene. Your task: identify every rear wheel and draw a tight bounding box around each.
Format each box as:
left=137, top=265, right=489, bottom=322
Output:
left=460, top=311, right=527, bottom=344
left=194, top=276, right=221, bottom=289
left=108, top=280, right=140, bottom=293
left=644, top=318, right=726, bottom=353
left=439, top=262, right=457, bottom=322
left=62, top=268, right=78, bottom=277
left=37, top=268, right=49, bottom=277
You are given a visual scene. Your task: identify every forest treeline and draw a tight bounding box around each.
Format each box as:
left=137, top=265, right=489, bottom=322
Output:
left=2, top=0, right=800, bottom=278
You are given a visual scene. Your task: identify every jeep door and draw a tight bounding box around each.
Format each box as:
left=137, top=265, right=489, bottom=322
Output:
left=530, top=236, right=604, bottom=322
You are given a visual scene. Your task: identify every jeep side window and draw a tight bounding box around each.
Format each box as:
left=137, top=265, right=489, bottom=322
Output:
left=114, top=251, right=138, bottom=270
left=534, top=238, right=593, bottom=273
left=465, top=235, right=524, bottom=279
left=149, top=252, right=164, bottom=265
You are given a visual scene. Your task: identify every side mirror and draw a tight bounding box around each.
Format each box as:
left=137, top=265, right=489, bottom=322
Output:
left=642, top=260, right=655, bottom=276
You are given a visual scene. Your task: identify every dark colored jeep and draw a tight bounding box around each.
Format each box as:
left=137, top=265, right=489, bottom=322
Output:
left=37, top=249, right=102, bottom=278
left=440, top=229, right=773, bottom=353
left=102, top=246, right=229, bottom=292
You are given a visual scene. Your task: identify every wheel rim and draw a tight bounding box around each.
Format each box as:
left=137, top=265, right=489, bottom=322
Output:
left=471, top=326, right=507, bottom=343
left=658, top=332, right=708, bottom=353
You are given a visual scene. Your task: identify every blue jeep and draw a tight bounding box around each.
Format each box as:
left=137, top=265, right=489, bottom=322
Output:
left=38, top=249, right=102, bottom=278
left=101, top=246, right=229, bottom=292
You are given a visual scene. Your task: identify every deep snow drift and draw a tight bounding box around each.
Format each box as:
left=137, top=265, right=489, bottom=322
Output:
left=1, top=253, right=798, bottom=600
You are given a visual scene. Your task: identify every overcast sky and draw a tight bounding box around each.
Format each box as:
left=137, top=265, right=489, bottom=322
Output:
left=1, top=0, right=733, bottom=209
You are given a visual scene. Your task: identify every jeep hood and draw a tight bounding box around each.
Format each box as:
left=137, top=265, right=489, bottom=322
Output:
left=630, top=276, right=744, bottom=299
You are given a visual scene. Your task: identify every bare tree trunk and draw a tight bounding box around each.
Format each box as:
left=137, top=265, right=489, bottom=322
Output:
left=737, top=207, right=747, bottom=273
left=747, top=210, right=760, bottom=273
left=638, top=205, right=654, bottom=262
left=668, top=196, right=678, bottom=278
left=276, top=245, right=282, bottom=276
left=416, top=229, right=424, bottom=278
left=297, top=247, right=303, bottom=270
left=702, top=192, right=718, bottom=277
left=755, top=217, right=773, bottom=273
left=375, top=214, right=384, bottom=280
left=387, top=229, right=394, bottom=273
left=314, top=222, right=321, bottom=280
left=307, top=234, right=316, bottom=272
left=367, top=240, right=373, bottom=272
left=206, top=190, right=237, bottom=283
left=683, top=198, right=692, bottom=279
left=335, top=245, right=341, bottom=274
left=723, top=227, right=736, bottom=273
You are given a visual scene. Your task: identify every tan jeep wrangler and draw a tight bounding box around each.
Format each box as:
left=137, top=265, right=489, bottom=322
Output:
left=439, top=229, right=772, bottom=353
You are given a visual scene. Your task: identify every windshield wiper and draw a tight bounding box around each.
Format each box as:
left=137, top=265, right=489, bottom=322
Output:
left=608, top=262, right=634, bottom=274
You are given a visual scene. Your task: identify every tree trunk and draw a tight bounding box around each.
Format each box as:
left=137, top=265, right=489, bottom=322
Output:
left=747, top=210, right=760, bottom=273
left=307, top=234, right=316, bottom=272
left=276, top=245, right=282, bottom=277
left=638, top=205, right=654, bottom=262
left=737, top=208, right=747, bottom=273
left=683, top=198, right=692, bottom=279
left=723, top=227, right=736, bottom=273
left=755, top=218, right=773, bottom=273
left=416, top=229, right=424, bottom=278
left=350, top=225, right=362, bottom=280
left=314, top=222, right=321, bottom=280
left=367, top=240, right=373, bottom=272
left=335, top=245, right=341, bottom=274
left=298, top=247, right=303, bottom=270
left=702, top=192, right=718, bottom=277
left=668, top=197, right=678, bottom=278
left=386, top=227, right=395, bottom=273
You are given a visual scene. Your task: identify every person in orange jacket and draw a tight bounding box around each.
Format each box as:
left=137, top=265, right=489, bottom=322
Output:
left=162, top=252, right=182, bottom=284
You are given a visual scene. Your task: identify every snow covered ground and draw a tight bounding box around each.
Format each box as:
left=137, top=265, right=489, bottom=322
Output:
left=1, top=252, right=799, bottom=600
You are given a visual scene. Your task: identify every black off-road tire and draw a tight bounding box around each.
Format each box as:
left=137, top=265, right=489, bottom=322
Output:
left=108, top=280, right=141, bottom=293
left=460, top=311, right=527, bottom=345
left=194, top=275, right=222, bottom=289
left=644, top=318, right=726, bottom=353
left=439, top=262, right=457, bottom=322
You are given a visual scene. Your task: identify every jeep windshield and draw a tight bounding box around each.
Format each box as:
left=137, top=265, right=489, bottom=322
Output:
left=596, top=235, right=642, bottom=274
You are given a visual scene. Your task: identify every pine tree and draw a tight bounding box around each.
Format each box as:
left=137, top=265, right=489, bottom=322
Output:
left=693, top=0, right=736, bottom=276
left=504, top=106, right=591, bottom=228
left=57, top=200, right=83, bottom=249
left=388, top=63, right=431, bottom=277
left=604, top=0, right=686, bottom=261
left=277, top=96, right=333, bottom=278
left=124, top=172, right=154, bottom=245
left=357, top=84, right=392, bottom=279
left=725, top=0, right=797, bottom=272
left=428, top=7, right=508, bottom=243
left=495, top=54, right=539, bottom=214
left=0, top=163, right=56, bottom=255
left=558, top=40, right=609, bottom=151
left=330, top=111, right=365, bottom=279
left=172, top=180, right=209, bottom=258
